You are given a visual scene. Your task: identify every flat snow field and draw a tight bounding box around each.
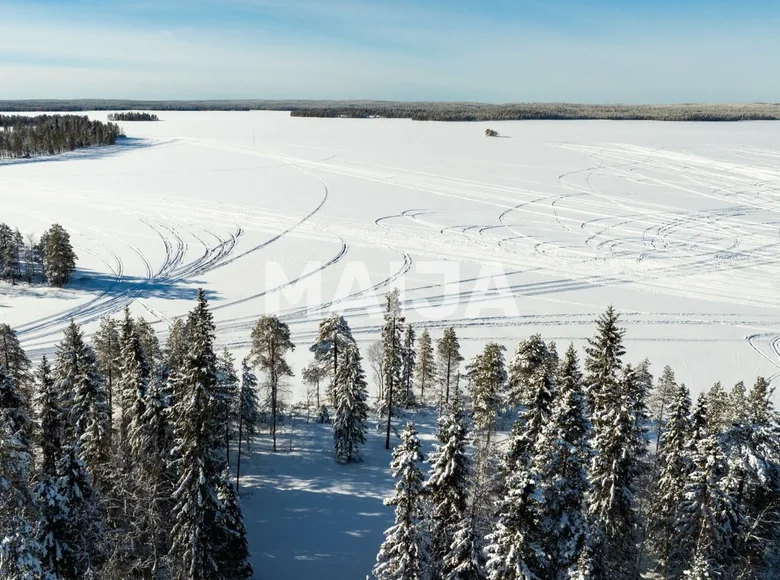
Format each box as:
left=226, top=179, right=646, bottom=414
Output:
left=4, top=112, right=780, bottom=397
left=4, top=111, right=780, bottom=576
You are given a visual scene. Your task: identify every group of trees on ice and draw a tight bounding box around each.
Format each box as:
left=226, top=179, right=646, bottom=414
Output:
left=0, top=222, right=77, bottom=286
left=0, top=114, right=121, bottom=159
left=107, top=112, right=159, bottom=122
left=370, top=305, right=780, bottom=580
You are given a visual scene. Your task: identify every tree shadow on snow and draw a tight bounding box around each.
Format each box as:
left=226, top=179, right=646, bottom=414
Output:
left=68, top=269, right=210, bottom=302
left=0, top=137, right=155, bottom=167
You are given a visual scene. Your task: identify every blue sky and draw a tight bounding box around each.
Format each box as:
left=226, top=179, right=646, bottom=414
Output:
left=1, top=0, right=778, bottom=102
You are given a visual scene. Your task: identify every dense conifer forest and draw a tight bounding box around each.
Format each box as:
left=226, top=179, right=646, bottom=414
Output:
left=0, top=114, right=121, bottom=159
left=1, top=99, right=779, bottom=121
left=107, top=112, right=159, bottom=121
left=1, top=286, right=778, bottom=578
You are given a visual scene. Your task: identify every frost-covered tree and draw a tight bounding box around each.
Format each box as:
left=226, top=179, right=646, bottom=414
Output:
left=214, top=468, right=253, bottom=579
left=530, top=343, right=591, bottom=579
left=135, top=316, right=161, bottom=373
left=36, top=356, right=62, bottom=477
left=92, top=315, right=120, bottom=437
left=706, top=381, right=730, bottom=433
left=332, top=341, right=369, bottom=464
left=587, top=362, right=645, bottom=579
left=302, top=361, right=328, bottom=410
left=507, top=333, right=551, bottom=408
left=504, top=337, right=556, bottom=470
left=0, top=367, right=44, bottom=579
left=467, top=343, right=506, bottom=445
left=444, top=513, right=486, bottom=580
left=374, top=423, right=427, bottom=580
left=39, top=223, right=77, bottom=287
left=720, top=376, right=780, bottom=576
left=251, top=315, right=294, bottom=453
left=0, top=323, right=32, bottom=401
left=584, top=306, right=625, bottom=414
left=43, top=444, right=105, bottom=578
left=168, top=289, right=229, bottom=579
left=310, top=313, right=355, bottom=405
left=117, top=307, right=147, bottom=464
left=436, top=327, right=463, bottom=408
left=236, top=357, right=260, bottom=493
left=380, top=289, right=405, bottom=449
left=648, top=364, right=677, bottom=452
left=401, top=324, right=416, bottom=408
left=415, top=329, right=435, bottom=405
left=55, top=320, right=110, bottom=480
left=648, top=382, right=692, bottom=578
left=215, top=348, right=239, bottom=462
left=425, top=403, right=471, bottom=576
left=675, top=434, right=739, bottom=579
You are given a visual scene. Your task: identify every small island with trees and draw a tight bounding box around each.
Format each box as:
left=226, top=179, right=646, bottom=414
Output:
left=0, top=222, right=77, bottom=287
left=0, top=114, right=121, bottom=159
left=107, top=112, right=159, bottom=122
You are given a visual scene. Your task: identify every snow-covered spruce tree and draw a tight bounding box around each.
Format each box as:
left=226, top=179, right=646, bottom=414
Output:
left=529, top=343, right=591, bottom=579
left=648, top=364, right=677, bottom=452
left=0, top=322, right=33, bottom=403
left=92, top=315, right=120, bottom=438
left=215, top=348, right=239, bottom=463
left=690, top=392, right=709, bottom=445
left=401, top=323, right=417, bottom=408
left=706, top=381, right=730, bottom=434
left=444, top=512, right=486, bottom=580
left=310, top=313, right=355, bottom=405
left=36, top=355, right=62, bottom=477
left=116, top=306, right=147, bottom=464
left=214, top=468, right=253, bottom=580
left=415, top=329, right=435, bottom=405
left=507, top=333, right=551, bottom=408
left=436, top=327, right=463, bottom=409
left=675, top=433, right=739, bottom=578
left=39, top=223, right=77, bottom=287
left=251, top=315, right=295, bottom=453
left=504, top=336, right=556, bottom=470
left=135, top=316, right=162, bottom=372
left=332, top=341, right=369, bottom=464
left=56, top=320, right=110, bottom=482
left=587, top=362, right=645, bottom=579
left=0, top=367, right=45, bottom=578
left=729, top=380, right=748, bottom=425
left=584, top=305, right=625, bottom=414
left=163, top=318, right=189, bottom=383
left=236, top=357, right=260, bottom=493
left=425, top=402, right=471, bottom=577
left=46, top=444, right=105, bottom=578
left=374, top=423, right=428, bottom=580
left=168, top=289, right=237, bottom=579
left=720, top=376, right=780, bottom=576
left=380, top=288, right=405, bottom=449
left=467, top=342, right=507, bottom=445
left=484, top=448, right=539, bottom=579
left=647, top=382, right=692, bottom=578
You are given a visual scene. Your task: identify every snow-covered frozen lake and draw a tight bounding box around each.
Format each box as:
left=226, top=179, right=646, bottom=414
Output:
left=3, top=111, right=780, bottom=401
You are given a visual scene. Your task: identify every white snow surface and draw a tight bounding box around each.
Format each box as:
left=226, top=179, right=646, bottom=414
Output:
left=3, top=111, right=780, bottom=577
left=3, top=112, right=780, bottom=399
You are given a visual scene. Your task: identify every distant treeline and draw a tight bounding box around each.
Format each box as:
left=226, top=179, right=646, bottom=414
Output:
left=0, top=114, right=122, bottom=159
left=2, top=99, right=780, bottom=121
left=107, top=112, right=159, bottom=121
left=290, top=102, right=780, bottom=122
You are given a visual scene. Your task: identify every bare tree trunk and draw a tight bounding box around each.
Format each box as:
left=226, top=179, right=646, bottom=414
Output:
left=385, top=317, right=396, bottom=450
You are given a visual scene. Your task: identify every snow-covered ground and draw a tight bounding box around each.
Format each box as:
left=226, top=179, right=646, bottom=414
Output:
left=4, top=111, right=780, bottom=578
left=3, top=112, right=780, bottom=399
